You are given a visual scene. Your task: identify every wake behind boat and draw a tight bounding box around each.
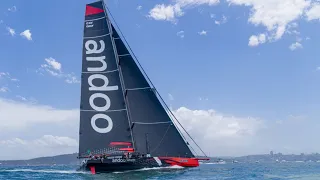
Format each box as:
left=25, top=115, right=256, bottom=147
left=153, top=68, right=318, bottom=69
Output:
left=77, top=0, right=209, bottom=174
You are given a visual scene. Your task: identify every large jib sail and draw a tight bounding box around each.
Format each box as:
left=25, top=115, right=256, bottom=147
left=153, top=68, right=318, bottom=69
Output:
left=111, top=25, right=194, bottom=158
left=79, top=1, right=132, bottom=157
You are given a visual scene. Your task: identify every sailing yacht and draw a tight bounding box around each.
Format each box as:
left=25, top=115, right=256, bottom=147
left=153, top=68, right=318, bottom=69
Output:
left=78, top=0, right=209, bottom=174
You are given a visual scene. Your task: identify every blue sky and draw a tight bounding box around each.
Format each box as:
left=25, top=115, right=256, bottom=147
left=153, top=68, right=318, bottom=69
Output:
left=1, top=0, right=320, bottom=159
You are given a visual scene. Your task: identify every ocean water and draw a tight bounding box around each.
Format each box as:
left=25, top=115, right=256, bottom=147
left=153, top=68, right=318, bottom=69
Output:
left=1, top=162, right=320, bottom=180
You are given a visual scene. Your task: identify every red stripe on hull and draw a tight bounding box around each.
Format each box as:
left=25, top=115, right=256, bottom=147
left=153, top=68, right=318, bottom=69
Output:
left=159, top=157, right=200, bottom=167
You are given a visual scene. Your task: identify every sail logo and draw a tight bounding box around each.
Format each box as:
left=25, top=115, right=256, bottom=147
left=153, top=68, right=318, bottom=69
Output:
left=85, top=21, right=94, bottom=28
left=85, top=39, right=118, bottom=134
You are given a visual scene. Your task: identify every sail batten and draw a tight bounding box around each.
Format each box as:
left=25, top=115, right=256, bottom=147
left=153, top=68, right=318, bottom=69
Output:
left=82, top=69, right=119, bottom=74
left=84, top=16, right=106, bottom=22
left=83, top=33, right=110, bottom=39
left=81, top=109, right=127, bottom=112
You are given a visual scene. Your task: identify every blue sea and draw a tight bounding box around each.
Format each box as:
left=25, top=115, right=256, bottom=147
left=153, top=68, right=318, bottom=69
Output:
left=1, top=162, right=320, bottom=180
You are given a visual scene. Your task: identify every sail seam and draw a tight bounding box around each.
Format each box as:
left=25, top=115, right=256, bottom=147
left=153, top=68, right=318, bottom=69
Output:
left=85, top=16, right=106, bottom=22
left=81, top=109, right=127, bottom=112
left=118, top=54, right=130, bottom=57
left=84, top=33, right=110, bottom=39
left=82, top=69, right=119, bottom=74
left=132, top=121, right=171, bottom=125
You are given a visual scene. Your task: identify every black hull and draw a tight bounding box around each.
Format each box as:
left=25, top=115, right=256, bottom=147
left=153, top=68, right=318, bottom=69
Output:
left=78, top=157, right=171, bottom=174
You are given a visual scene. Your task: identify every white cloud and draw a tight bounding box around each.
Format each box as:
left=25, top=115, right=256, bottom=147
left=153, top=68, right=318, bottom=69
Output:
left=177, top=30, right=185, bottom=38
left=248, top=33, right=266, bottom=47
left=289, top=42, right=303, bottom=51
left=20, top=29, right=32, bottom=40
left=16, top=95, right=27, bottom=101
left=0, top=72, right=9, bottom=78
left=317, top=67, right=320, bottom=71
left=172, top=107, right=265, bottom=156
left=0, top=98, right=78, bottom=131
left=10, top=78, right=19, bottom=82
left=0, top=72, right=18, bottom=92
left=6, top=27, right=15, bottom=36
left=15, top=95, right=37, bottom=104
left=228, top=0, right=310, bottom=41
left=45, top=57, right=62, bottom=71
left=0, top=87, right=9, bottom=93
left=176, top=0, right=220, bottom=7
left=65, top=74, right=80, bottom=84
left=214, top=15, right=228, bottom=25
left=39, top=57, right=62, bottom=77
left=168, top=93, right=174, bottom=101
left=0, top=135, right=77, bottom=160
left=8, top=6, right=17, bottom=12
left=148, top=0, right=220, bottom=22
left=37, top=57, right=80, bottom=84
left=0, top=98, right=77, bottom=159
left=306, top=3, right=320, bottom=21
left=0, top=72, right=19, bottom=82
left=198, top=30, right=207, bottom=35
left=148, top=4, right=184, bottom=22
left=137, top=5, right=142, bottom=10
left=0, top=135, right=77, bottom=148
left=1, top=96, right=320, bottom=158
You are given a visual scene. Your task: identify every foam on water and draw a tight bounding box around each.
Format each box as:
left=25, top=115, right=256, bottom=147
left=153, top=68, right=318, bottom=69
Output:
left=0, top=169, right=89, bottom=174
left=113, top=165, right=184, bottom=174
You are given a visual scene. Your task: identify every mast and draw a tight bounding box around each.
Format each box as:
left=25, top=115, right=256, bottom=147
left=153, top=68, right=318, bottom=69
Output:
left=78, top=0, right=135, bottom=158
left=101, top=0, right=135, bottom=150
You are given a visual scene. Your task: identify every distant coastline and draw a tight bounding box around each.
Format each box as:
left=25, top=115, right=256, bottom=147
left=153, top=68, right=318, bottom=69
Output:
left=1, top=152, right=320, bottom=166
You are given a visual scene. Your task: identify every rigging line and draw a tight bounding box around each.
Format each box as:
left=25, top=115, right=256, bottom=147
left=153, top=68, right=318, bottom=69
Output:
left=105, top=7, right=206, bottom=157
left=166, top=107, right=198, bottom=157
left=150, top=124, right=171, bottom=153
left=156, top=89, right=207, bottom=157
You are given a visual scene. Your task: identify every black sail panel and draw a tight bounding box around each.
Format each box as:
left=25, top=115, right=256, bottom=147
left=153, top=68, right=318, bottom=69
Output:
left=79, top=1, right=131, bottom=157
left=112, top=26, right=150, bottom=89
left=111, top=25, right=194, bottom=157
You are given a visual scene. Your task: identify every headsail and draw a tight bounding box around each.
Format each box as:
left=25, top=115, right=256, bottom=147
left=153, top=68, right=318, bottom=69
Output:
left=79, top=1, right=132, bottom=157
left=111, top=25, right=194, bottom=158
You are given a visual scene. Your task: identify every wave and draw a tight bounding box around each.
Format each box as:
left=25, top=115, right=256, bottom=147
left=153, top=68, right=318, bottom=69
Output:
left=0, top=169, right=89, bottom=174
left=113, top=165, right=184, bottom=174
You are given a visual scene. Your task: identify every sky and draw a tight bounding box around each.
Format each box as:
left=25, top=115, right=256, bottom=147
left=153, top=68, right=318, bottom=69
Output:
left=1, top=0, right=320, bottom=160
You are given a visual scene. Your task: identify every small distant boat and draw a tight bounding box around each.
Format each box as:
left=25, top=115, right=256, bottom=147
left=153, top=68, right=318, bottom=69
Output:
left=77, top=0, right=209, bottom=174
left=232, top=160, right=239, bottom=163
left=216, top=159, right=226, bottom=164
